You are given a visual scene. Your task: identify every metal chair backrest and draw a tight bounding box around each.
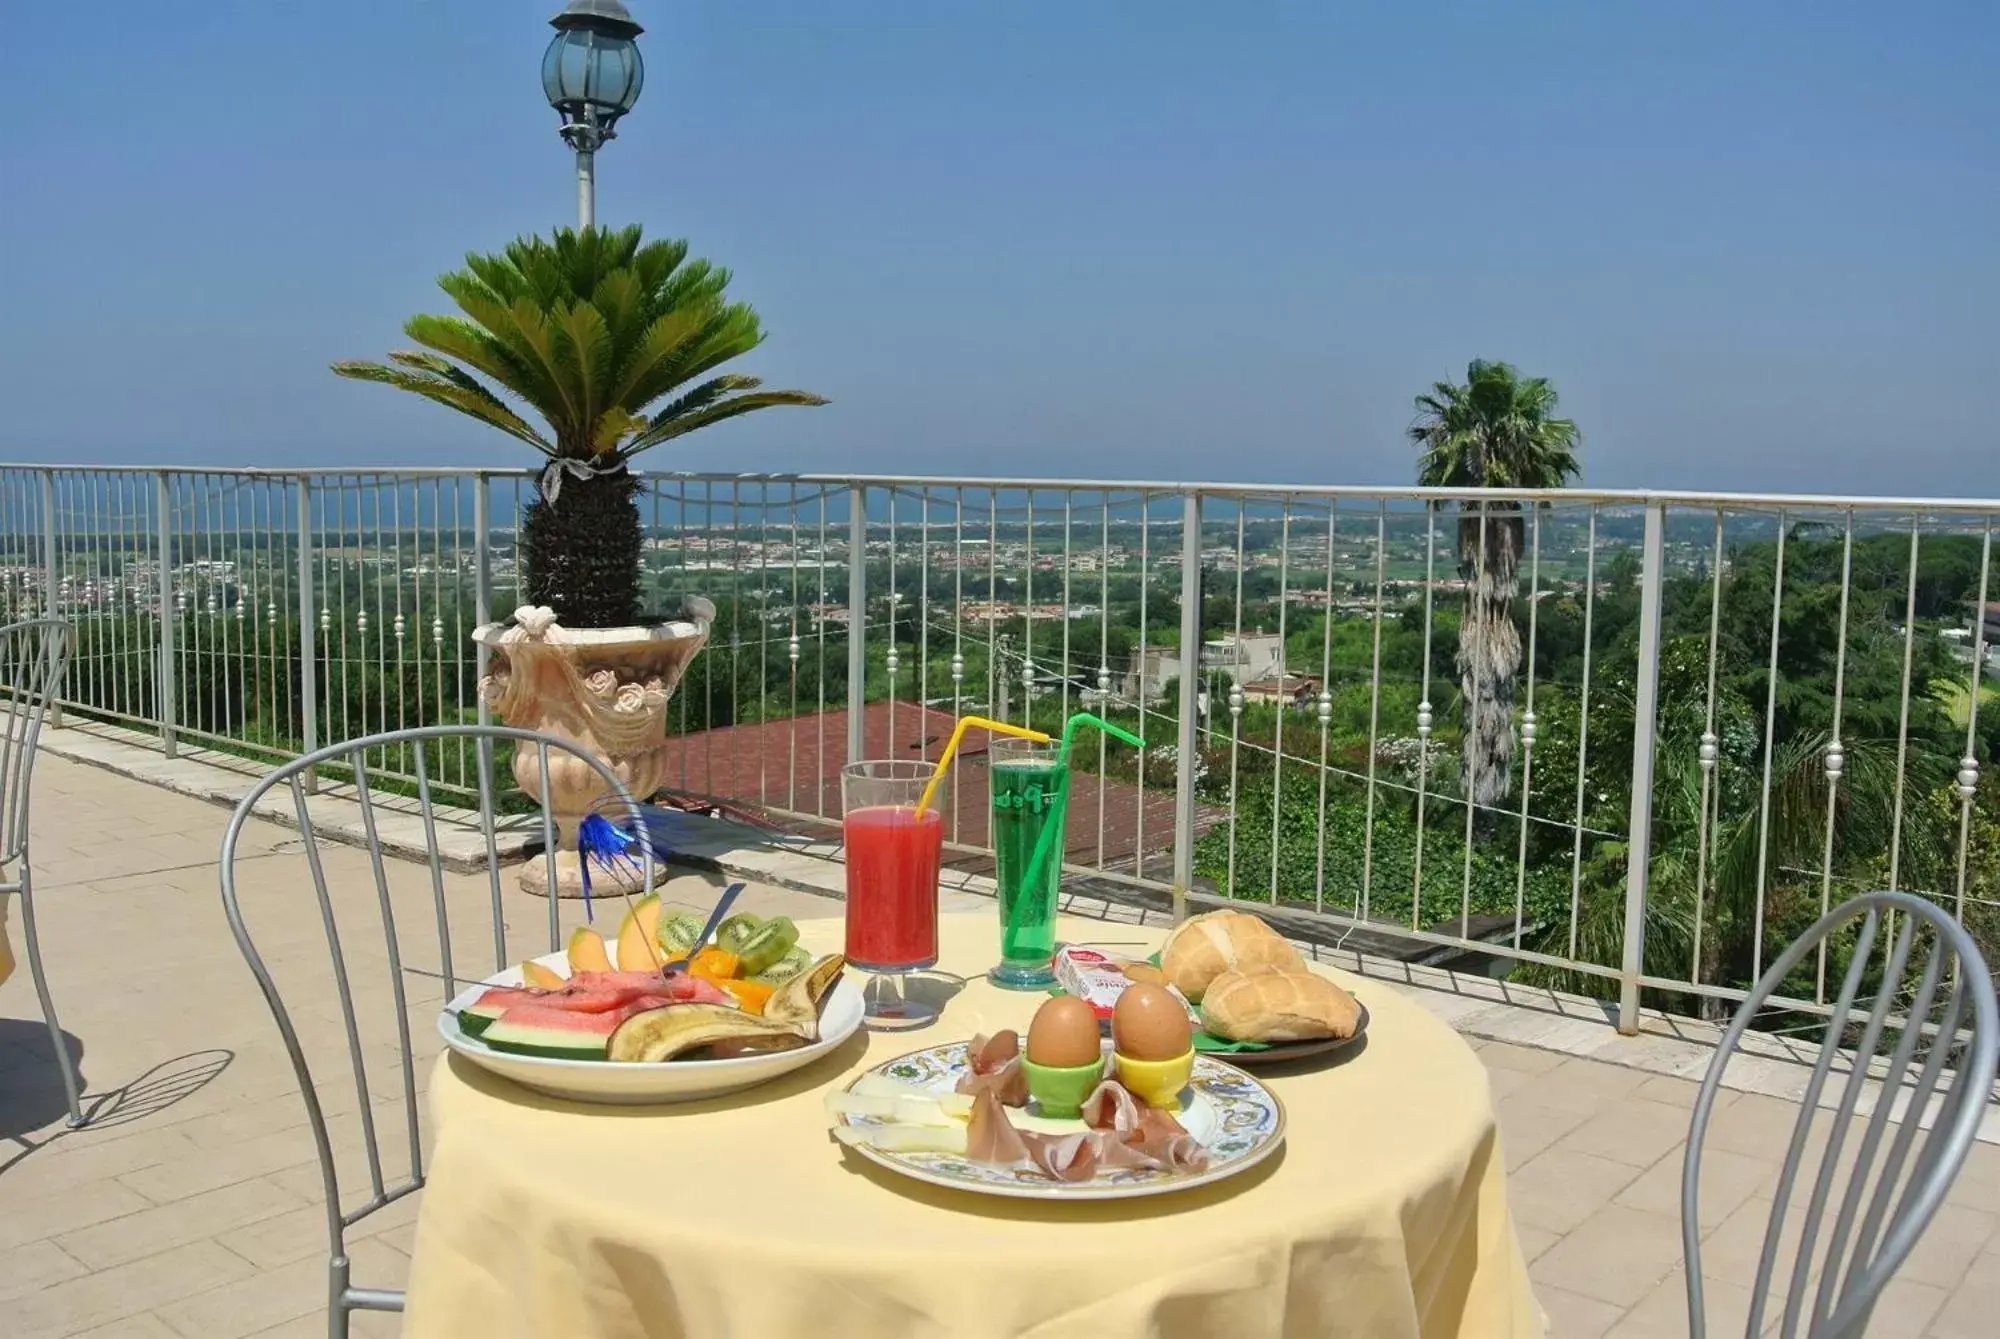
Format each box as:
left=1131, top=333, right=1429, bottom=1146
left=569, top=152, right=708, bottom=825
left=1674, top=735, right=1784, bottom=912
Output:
left=217, top=725, right=650, bottom=1336
left=0, top=618, right=71, bottom=866
left=1683, top=890, right=1999, bottom=1339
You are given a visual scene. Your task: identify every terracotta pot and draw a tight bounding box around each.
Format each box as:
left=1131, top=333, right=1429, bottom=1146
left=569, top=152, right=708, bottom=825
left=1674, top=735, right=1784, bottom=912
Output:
left=472, top=600, right=712, bottom=897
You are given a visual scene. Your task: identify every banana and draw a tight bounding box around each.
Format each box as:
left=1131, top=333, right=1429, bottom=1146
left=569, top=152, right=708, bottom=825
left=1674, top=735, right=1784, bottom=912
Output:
left=607, top=1004, right=804, bottom=1062
left=763, top=952, right=846, bottom=1029
left=606, top=953, right=848, bottom=1063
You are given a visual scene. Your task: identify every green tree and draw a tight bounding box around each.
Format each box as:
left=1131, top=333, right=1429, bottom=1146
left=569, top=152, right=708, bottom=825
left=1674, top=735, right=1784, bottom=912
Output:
left=1410, top=359, right=1581, bottom=810
left=333, top=226, right=826, bottom=627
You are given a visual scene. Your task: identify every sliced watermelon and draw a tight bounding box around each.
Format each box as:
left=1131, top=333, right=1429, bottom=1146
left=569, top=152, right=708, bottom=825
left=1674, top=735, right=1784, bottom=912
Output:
left=658, top=973, right=733, bottom=1006
left=458, top=985, right=540, bottom=1037
left=482, top=1001, right=647, bottom=1061
left=569, top=969, right=735, bottom=1006
left=529, top=986, right=654, bottom=1014
left=567, top=970, right=685, bottom=992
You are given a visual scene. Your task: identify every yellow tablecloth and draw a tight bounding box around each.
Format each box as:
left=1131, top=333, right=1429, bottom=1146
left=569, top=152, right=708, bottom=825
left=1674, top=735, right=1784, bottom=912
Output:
left=404, top=913, right=1544, bottom=1339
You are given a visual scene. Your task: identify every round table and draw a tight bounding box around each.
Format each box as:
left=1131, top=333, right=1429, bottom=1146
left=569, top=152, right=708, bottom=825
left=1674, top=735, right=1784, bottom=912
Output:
left=403, top=912, right=1544, bottom=1339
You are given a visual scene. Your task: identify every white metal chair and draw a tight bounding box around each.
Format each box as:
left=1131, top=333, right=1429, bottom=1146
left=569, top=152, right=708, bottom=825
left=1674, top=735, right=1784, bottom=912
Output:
left=1683, top=890, right=1999, bottom=1338
left=0, top=618, right=81, bottom=1127
left=218, top=725, right=650, bottom=1339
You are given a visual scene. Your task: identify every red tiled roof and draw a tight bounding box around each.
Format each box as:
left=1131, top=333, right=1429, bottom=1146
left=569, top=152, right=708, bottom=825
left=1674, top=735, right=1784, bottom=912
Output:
left=652, top=701, right=1221, bottom=878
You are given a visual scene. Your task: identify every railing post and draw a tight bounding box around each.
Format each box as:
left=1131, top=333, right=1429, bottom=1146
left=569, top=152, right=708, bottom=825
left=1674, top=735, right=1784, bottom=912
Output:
left=846, top=485, right=868, bottom=763
left=39, top=470, right=62, bottom=728
left=154, top=473, right=177, bottom=757
left=474, top=473, right=492, bottom=727
left=1171, top=491, right=1204, bottom=924
left=296, top=475, right=317, bottom=790
left=1618, top=501, right=1667, bottom=1033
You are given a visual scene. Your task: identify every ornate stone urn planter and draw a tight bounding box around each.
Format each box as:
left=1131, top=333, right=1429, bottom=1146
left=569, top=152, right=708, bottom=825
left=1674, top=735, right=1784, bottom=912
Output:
left=473, top=599, right=713, bottom=897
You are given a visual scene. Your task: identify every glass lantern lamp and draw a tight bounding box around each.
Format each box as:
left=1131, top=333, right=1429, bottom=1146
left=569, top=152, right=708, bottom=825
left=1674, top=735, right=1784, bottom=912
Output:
left=542, top=0, right=645, bottom=228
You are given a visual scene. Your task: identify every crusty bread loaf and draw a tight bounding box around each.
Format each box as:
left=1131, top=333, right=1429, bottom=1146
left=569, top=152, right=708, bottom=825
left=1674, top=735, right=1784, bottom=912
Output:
left=1115, top=960, right=1170, bottom=990
left=1200, top=968, right=1361, bottom=1042
left=1160, top=910, right=1305, bottom=1003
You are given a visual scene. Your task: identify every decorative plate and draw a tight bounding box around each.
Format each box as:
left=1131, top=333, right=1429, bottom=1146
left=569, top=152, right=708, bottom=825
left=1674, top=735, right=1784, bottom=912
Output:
left=438, top=951, right=864, bottom=1105
left=833, top=1041, right=1286, bottom=1200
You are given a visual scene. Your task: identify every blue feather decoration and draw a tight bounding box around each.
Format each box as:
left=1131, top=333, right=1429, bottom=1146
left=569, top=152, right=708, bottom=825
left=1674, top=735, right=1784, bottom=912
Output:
left=572, top=802, right=715, bottom=920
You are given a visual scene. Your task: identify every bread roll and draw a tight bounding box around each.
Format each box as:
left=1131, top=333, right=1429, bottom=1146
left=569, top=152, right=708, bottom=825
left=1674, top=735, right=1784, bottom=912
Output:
left=1115, top=960, right=1170, bottom=989
left=1160, top=910, right=1304, bottom=1002
left=1200, top=968, right=1361, bottom=1042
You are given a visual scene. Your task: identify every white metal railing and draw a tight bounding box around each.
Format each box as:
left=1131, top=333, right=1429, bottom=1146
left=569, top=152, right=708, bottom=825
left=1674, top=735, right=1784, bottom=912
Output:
left=3, top=463, right=1995, bottom=1034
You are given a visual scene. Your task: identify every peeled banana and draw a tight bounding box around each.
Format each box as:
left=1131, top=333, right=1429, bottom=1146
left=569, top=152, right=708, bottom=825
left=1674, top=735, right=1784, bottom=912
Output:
left=607, top=1003, right=803, bottom=1063
left=606, top=953, right=847, bottom=1063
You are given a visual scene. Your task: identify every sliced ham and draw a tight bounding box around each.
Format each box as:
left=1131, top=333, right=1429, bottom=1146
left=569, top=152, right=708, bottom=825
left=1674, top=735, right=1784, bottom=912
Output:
left=967, top=1031, right=1020, bottom=1072
left=966, top=1091, right=1100, bottom=1182
left=1080, top=1079, right=1210, bottom=1174
left=1098, top=1128, right=1210, bottom=1173
left=955, top=1056, right=1028, bottom=1107
left=1135, top=1103, right=1189, bottom=1142
left=962, top=1078, right=1210, bottom=1181
left=1017, top=1130, right=1099, bottom=1183
left=1081, top=1079, right=1145, bottom=1134
left=956, top=1032, right=1029, bottom=1106
left=965, top=1089, right=1034, bottom=1168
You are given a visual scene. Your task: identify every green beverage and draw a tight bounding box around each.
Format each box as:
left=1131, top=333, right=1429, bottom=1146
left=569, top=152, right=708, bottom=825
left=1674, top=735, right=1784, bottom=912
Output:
left=989, top=739, right=1067, bottom=988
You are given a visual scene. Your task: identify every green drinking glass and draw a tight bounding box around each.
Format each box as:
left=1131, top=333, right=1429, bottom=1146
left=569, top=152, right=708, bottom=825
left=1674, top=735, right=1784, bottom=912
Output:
left=987, top=736, right=1067, bottom=988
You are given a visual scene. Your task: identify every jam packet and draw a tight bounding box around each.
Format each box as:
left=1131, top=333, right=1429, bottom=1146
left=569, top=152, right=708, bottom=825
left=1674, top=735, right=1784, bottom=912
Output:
left=1053, top=946, right=1197, bottom=1025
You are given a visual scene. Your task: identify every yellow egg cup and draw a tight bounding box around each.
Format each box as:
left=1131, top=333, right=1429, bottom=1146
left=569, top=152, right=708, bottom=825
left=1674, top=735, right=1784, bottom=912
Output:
left=1113, top=1048, right=1195, bottom=1110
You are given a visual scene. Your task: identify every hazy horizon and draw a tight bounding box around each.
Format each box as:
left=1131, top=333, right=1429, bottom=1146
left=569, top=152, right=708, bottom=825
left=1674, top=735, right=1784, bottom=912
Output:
left=2, top=1, right=1994, bottom=497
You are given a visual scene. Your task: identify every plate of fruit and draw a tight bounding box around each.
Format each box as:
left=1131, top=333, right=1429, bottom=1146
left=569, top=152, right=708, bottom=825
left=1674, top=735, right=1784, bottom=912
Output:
left=439, top=896, right=863, bottom=1104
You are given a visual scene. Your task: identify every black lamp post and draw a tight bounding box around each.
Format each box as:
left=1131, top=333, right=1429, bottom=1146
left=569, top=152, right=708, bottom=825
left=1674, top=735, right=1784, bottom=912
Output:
left=542, top=0, right=645, bottom=229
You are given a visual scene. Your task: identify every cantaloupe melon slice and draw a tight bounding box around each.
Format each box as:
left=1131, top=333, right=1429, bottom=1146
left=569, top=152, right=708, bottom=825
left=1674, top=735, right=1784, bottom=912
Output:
left=616, top=893, right=665, bottom=972
left=520, top=959, right=566, bottom=990
left=567, top=927, right=613, bottom=975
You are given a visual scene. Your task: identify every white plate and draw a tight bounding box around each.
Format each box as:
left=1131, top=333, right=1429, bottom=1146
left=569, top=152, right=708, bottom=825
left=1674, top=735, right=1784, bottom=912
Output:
left=438, top=951, right=864, bottom=1105
left=833, top=1041, right=1287, bottom=1200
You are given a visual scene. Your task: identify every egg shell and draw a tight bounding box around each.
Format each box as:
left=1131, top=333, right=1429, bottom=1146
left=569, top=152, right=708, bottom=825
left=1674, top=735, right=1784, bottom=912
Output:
left=1026, top=995, right=1104, bottom=1068
left=1113, top=983, right=1193, bottom=1062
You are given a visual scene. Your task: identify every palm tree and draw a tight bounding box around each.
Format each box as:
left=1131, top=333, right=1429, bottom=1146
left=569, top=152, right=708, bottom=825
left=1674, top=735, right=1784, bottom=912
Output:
left=1409, top=359, right=1580, bottom=809
left=333, top=226, right=826, bottom=628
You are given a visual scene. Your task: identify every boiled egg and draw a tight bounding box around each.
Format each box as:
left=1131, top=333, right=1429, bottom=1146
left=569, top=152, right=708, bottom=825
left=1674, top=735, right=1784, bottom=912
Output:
left=1113, top=983, right=1193, bottom=1061
left=1026, top=995, right=1102, bottom=1069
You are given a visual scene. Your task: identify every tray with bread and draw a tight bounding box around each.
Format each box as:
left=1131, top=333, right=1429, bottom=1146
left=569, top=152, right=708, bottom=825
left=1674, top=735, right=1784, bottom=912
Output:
left=1063, top=910, right=1368, bottom=1066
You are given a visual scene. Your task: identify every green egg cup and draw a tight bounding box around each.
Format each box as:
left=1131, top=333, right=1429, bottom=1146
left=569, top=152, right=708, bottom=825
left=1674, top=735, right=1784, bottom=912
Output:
left=1020, top=1055, right=1106, bottom=1119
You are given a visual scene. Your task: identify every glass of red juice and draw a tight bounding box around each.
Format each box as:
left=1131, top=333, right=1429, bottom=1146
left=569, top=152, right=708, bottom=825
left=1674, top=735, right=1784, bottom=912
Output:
left=842, top=760, right=945, bottom=1030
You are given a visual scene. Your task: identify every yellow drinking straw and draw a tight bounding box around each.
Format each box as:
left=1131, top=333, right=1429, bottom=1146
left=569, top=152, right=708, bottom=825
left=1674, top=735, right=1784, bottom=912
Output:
left=913, top=714, right=1050, bottom=817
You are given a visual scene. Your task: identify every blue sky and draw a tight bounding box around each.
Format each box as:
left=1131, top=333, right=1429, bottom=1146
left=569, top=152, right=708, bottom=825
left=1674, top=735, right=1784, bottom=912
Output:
left=2, top=1, right=1994, bottom=494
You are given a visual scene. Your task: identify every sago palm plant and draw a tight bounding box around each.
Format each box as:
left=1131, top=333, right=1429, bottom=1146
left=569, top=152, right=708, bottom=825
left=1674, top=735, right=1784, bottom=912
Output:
left=333, top=226, right=825, bottom=628
left=1410, top=359, right=1581, bottom=810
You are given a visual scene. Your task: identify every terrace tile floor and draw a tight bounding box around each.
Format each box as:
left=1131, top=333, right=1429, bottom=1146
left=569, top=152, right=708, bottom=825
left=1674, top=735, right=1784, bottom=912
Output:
left=1, top=753, right=1995, bottom=1338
